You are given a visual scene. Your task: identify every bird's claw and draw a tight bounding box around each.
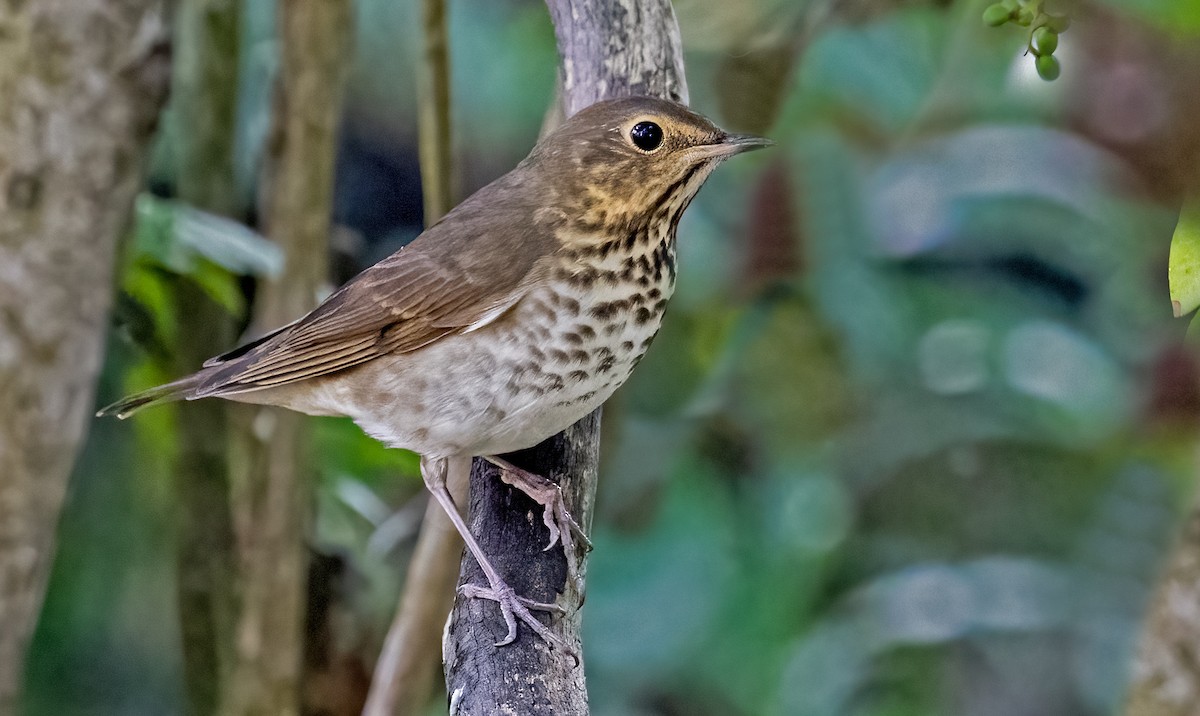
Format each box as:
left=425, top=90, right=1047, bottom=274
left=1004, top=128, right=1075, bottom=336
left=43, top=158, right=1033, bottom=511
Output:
left=458, top=582, right=578, bottom=664
left=485, top=456, right=592, bottom=592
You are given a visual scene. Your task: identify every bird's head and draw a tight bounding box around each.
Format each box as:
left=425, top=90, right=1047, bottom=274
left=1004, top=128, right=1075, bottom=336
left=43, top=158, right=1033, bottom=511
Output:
left=524, top=96, right=772, bottom=240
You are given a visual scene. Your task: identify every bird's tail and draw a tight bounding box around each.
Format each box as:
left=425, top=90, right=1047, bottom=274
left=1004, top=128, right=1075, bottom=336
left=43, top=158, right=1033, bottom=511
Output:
left=95, top=374, right=203, bottom=419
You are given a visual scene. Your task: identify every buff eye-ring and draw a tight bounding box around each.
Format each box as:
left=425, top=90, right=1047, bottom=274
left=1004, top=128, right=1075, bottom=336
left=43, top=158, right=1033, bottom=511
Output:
left=629, top=121, right=663, bottom=152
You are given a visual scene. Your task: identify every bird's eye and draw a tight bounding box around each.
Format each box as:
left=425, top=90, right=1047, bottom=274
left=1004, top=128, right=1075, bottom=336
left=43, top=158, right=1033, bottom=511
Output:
left=629, top=121, right=663, bottom=152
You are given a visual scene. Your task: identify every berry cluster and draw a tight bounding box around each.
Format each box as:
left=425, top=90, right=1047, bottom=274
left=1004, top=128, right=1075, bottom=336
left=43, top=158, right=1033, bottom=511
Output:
left=982, top=0, right=1070, bottom=81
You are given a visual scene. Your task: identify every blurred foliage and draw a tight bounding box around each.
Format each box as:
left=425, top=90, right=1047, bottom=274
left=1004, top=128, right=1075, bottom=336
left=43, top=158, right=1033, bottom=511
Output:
left=24, top=0, right=1200, bottom=714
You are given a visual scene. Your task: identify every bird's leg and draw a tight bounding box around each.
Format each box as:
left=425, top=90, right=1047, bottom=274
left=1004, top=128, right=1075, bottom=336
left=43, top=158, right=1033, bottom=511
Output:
left=483, top=455, right=592, bottom=592
left=420, top=455, right=572, bottom=655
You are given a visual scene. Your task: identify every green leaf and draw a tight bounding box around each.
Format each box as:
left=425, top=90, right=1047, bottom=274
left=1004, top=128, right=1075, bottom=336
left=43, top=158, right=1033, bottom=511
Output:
left=1168, top=202, right=1200, bottom=317
left=172, top=202, right=284, bottom=277
left=188, top=259, right=246, bottom=316
left=132, top=193, right=284, bottom=278
left=1099, top=0, right=1200, bottom=34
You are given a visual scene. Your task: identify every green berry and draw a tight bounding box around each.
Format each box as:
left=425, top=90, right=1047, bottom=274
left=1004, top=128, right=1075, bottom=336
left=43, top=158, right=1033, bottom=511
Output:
left=1033, top=26, right=1059, bottom=54
left=1015, top=7, right=1035, bottom=25
left=1045, top=14, right=1071, bottom=32
left=983, top=3, right=1011, bottom=26
left=1036, top=54, right=1061, bottom=80
left=1001, top=0, right=1020, bottom=11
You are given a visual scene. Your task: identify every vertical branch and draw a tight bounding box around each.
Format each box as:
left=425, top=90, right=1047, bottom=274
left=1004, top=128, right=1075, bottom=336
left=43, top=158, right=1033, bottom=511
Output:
left=166, top=1, right=243, bottom=711
left=546, top=0, right=688, bottom=117
left=223, top=0, right=351, bottom=714
left=417, top=0, right=454, bottom=225
left=442, top=1, right=687, bottom=712
left=0, top=0, right=170, bottom=707
left=363, top=0, right=460, bottom=712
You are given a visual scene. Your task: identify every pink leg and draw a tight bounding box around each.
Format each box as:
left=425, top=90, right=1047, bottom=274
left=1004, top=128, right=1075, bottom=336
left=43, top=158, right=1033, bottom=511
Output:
left=421, top=455, right=575, bottom=658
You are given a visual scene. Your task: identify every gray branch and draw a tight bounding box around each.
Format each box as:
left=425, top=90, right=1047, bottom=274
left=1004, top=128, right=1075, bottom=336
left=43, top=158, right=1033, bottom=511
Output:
left=442, top=1, right=687, bottom=713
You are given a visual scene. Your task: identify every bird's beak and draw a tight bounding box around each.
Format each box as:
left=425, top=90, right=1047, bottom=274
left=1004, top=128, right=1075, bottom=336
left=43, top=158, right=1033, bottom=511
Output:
left=695, top=132, right=775, bottom=159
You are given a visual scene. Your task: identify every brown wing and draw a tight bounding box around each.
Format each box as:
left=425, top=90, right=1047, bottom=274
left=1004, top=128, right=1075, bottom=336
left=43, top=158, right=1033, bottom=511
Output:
left=189, top=175, right=562, bottom=397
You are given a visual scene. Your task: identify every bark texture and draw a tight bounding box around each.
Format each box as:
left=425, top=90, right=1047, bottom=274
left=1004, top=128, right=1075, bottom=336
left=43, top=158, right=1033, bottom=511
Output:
left=547, top=0, right=688, bottom=118
left=443, top=2, right=687, bottom=710
left=223, top=1, right=351, bottom=714
left=0, top=0, right=169, bottom=707
left=1126, top=500, right=1200, bottom=716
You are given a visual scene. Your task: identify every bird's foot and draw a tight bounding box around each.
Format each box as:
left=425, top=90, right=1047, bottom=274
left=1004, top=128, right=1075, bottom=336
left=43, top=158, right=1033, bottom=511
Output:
left=484, top=455, right=592, bottom=592
left=458, top=581, right=578, bottom=664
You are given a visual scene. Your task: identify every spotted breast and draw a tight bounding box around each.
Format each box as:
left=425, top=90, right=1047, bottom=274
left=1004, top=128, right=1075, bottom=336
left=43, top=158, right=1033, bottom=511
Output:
left=322, top=225, right=677, bottom=458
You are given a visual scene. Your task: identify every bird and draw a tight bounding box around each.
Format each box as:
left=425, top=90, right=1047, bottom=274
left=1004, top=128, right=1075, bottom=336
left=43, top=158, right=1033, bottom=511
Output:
left=99, top=95, right=770, bottom=654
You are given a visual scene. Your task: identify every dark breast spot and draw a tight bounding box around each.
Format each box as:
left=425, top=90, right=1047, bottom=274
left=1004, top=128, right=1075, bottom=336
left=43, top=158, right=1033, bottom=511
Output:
left=634, top=307, right=653, bottom=325
left=560, top=267, right=597, bottom=289
left=579, top=325, right=596, bottom=340
left=569, top=349, right=590, bottom=364
left=531, top=300, right=555, bottom=321
left=567, top=370, right=590, bottom=383
left=590, top=299, right=629, bottom=320
left=548, top=348, right=570, bottom=363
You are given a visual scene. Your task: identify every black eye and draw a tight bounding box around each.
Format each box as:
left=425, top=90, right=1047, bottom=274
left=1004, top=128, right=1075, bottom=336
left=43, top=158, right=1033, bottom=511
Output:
left=630, top=121, right=663, bottom=152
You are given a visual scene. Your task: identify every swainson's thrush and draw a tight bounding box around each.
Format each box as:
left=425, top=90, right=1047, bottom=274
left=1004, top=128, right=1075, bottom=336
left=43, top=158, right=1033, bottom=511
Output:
left=100, top=96, right=770, bottom=653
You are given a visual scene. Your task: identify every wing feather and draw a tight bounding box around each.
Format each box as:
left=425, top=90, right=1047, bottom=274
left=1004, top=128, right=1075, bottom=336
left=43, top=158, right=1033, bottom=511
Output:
left=186, top=173, right=562, bottom=398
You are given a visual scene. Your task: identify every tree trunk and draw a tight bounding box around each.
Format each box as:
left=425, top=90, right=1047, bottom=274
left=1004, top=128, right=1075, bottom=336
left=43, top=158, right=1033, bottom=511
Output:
left=0, top=0, right=169, bottom=707
left=223, top=0, right=351, bottom=714
left=441, top=1, right=687, bottom=711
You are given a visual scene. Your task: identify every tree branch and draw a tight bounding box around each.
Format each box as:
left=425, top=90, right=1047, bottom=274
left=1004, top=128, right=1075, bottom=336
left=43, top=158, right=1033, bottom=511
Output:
left=442, top=1, right=688, bottom=711
left=223, top=0, right=351, bottom=713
